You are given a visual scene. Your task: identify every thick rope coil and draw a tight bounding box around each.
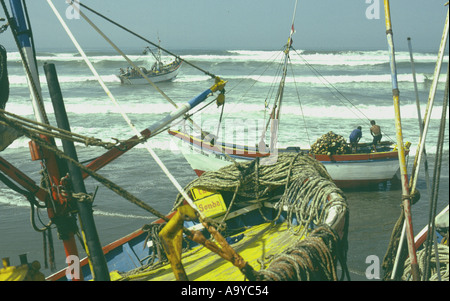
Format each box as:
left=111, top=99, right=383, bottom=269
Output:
left=173, top=152, right=332, bottom=209
left=252, top=225, right=342, bottom=281
left=402, top=244, right=449, bottom=281
left=172, top=153, right=345, bottom=236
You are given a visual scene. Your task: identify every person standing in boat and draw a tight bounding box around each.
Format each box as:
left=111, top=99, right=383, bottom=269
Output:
left=370, top=120, right=382, bottom=151
left=349, top=126, right=362, bottom=153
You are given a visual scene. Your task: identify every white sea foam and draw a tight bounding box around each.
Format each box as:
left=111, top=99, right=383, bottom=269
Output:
left=7, top=49, right=446, bottom=66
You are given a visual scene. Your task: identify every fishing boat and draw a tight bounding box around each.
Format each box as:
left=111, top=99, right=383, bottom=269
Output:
left=167, top=6, right=411, bottom=190
left=44, top=152, right=349, bottom=281
left=0, top=0, right=350, bottom=282
left=169, top=130, right=408, bottom=189
left=117, top=46, right=182, bottom=84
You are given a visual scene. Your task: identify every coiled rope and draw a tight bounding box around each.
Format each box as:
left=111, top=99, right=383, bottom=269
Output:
left=174, top=152, right=332, bottom=206
left=402, top=244, right=449, bottom=281
left=253, top=225, right=342, bottom=281
left=122, top=153, right=349, bottom=281
left=173, top=153, right=345, bottom=236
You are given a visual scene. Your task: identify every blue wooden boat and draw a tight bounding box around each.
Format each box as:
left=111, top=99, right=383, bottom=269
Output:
left=46, top=152, right=349, bottom=281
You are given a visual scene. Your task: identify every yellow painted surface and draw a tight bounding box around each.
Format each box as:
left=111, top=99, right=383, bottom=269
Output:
left=191, top=188, right=227, bottom=218
left=120, top=222, right=304, bottom=281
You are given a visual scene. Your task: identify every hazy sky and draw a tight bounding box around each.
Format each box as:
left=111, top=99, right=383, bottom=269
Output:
left=0, top=0, right=448, bottom=52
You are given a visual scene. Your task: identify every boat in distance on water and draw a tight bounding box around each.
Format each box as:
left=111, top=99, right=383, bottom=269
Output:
left=118, top=46, right=182, bottom=84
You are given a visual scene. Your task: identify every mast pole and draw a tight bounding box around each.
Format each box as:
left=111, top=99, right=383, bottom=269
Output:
left=7, top=0, right=46, bottom=124
left=6, top=0, right=82, bottom=279
left=45, top=63, right=110, bottom=281
left=408, top=10, right=449, bottom=195
left=383, top=0, right=419, bottom=281
left=275, top=0, right=298, bottom=121
left=407, top=37, right=432, bottom=194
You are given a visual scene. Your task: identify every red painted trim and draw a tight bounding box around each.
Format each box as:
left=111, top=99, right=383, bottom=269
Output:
left=169, top=130, right=269, bottom=158
left=169, top=130, right=404, bottom=162
left=194, top=169, right=204, bottom=177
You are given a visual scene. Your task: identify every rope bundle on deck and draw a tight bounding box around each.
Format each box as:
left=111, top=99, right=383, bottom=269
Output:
left=402, top=244, right=449, bottom=281
left=174, top=153, right=347, bottom=236
left=173, top=152, right=349, bottom=281
left=174, top=152, right=332, bottom=206
left=253, top=225, right=342, bottom=281
left=310, top=131, right=351, bottom=155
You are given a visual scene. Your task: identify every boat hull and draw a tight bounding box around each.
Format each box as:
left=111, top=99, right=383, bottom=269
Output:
left=47, top=172, right=348, bottom=281
left=169, top=130, right=405, bottom=189
left=118, top=60, right=182, bottom=84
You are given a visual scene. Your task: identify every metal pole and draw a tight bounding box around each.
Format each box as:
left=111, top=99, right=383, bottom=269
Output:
left=409, top=10, right=449, bottom=195
left=6, top=0, right=82, bottom=276
left=383, top=0, right=419, bottom=281
left=407, top=37, right=431, bottom=194
left=389, top=37, right=434, bottom=280
left=7, top=0, right=46, bottom=124
left=44, top=63, right=110, bottom=281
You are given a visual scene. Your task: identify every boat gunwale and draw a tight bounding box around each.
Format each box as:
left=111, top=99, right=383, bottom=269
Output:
left=168, top=129, right=405, bottom=163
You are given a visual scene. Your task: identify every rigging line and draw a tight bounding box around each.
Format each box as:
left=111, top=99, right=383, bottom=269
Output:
left=288, top=56, right=311, bottom=147
left=72, top=4, right=177, bottom=109
left=0, top=171, right=51, bottom=232
left=46, top=0, right=203, bottom=219
left=215, top=46, right=285, bottom=127
left=291, top=47, right=396, bottom=143
left=423, top=64, right=448, bottom=281
left=69, top=2, right=207, bottom=143
left=0, top=0, right=49, bottom=125
left=292, top=48, right=364, bottom=114
left=0, top=108, right=116, bottom=148
left=75, top=0, right=216, bottom=79
left=226, top=46, right=285, bottom=95
left=21, top=0, right=38, bottom=77
left=263, top=52, right=287, bottom=134
left=9, top=120, right=169, bottom=222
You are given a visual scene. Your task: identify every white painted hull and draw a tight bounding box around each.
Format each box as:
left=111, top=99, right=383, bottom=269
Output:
left=170, top=130, right=405, bottom=189
left=118, top=61, right=182, bottom=85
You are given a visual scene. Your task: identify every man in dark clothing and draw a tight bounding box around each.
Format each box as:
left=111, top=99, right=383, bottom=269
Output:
left=1, top=44, right=9, bottom=109
left=1, top=44, right=22, bottom=151
left=349, top=126, right=362, bottom=153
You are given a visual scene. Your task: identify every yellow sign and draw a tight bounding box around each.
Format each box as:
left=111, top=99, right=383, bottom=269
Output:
left=190, top=188, right=227, bottom=218
left=191, top=188, right=214, bottom=200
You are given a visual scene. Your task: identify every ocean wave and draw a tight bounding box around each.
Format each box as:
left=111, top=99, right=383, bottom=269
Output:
left=93, top=210, right=152, bottom=220
left=8, top=74, right=121, bottom=86
left=7, top=49, right=446, bottom=67
left=7, top=71, right=444, bottom=88
left=229, top=73, right=442, bottom=85
left=184, top=49, right=446, bottom=66
left=4, top=97, right=446, bottom=120
left=0, top=191, right=31, bottom=208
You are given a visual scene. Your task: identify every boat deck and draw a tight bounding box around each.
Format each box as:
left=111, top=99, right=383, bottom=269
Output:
left=113, top=221, right=305, bottom=281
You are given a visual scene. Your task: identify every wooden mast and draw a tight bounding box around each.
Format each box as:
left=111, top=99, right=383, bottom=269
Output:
left=261, top=0, right=298, bottom=152
left=383, top=0, right=419, bottom=281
